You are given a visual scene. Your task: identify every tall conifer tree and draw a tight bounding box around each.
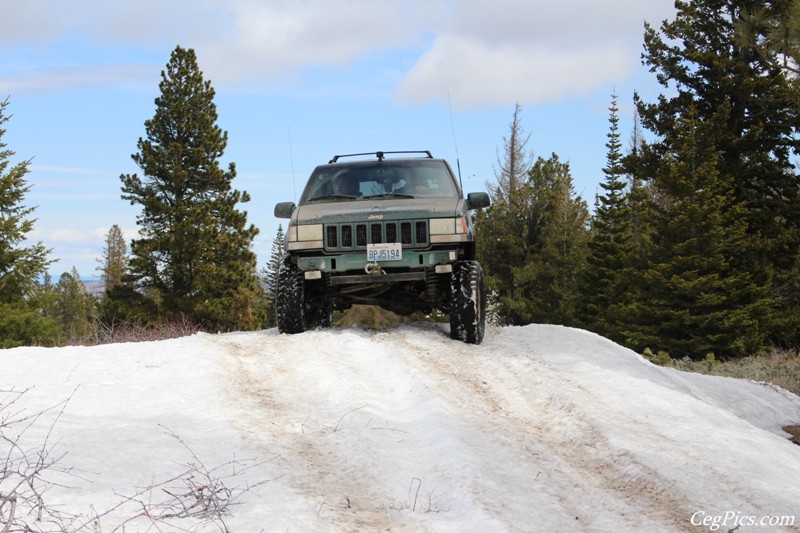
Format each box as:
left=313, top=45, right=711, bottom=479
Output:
left=477, top=105, right=535, bottom=324
left=637, top=0, right=800, bottom=346
left=500, top=155, right=589, bottom=326
left=265, top=225, right=285, bottom=298
left=56, top=267, right=96, bottom=344
left=261, top=224, right=285, bottom=327
left=98, top=224, right=128, bottom=295
left=121, top=46, right=260, bottom=330
left=479, top=152, right=589, bottom=326
left=578, top=92, right=634, bottom=340
left=625, top=101, right=654, bottom=250
left=0, top=98, right=59, bottom=347
left=622, top=108, right=772, bottom=358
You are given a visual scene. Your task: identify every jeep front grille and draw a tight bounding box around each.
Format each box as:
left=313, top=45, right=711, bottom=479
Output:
left=416, top=221, right=426, bottom=243
left=324, top=220, right=429, bottom=251
left=342, top=225, right=353, bottom=247
left=326, top=226, right=338, bottom=248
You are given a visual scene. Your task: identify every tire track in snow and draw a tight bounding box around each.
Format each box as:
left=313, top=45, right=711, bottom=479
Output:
left=382, top=325, right=700, bottom=532
left=213, top=324, right=780, bottom=532
left=216, top=329, right=481, bottom=531
left=487, top=327, right=799, bottom=527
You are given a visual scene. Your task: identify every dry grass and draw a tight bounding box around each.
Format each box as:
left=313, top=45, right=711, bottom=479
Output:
left=670, top=347, right=800, bottom=397
left=664, top=348, right=800, bottom=447
left=333, top=305, right=446, bottom=330
left=89, top=316, right=201, bottom=345
left=784, top=425, right=800, bottom=445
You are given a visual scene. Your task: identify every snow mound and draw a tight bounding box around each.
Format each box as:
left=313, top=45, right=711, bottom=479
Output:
left=2, top=324, right=799, bottom=532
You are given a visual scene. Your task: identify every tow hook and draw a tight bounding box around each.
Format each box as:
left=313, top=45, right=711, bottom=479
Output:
left=365, top=262, right=384, bottom=275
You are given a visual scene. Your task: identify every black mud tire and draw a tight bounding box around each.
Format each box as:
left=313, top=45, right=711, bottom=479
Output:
left=449, top=260, right=486, bottom=344
left=276, top=258, right=306, bottom=334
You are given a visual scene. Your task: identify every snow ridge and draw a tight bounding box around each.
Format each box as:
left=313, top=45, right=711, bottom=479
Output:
left=2, top=324, right=799, bottom=532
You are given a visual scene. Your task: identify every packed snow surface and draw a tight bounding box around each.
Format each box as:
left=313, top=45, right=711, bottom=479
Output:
left=3, top=324, right=800, bottom=532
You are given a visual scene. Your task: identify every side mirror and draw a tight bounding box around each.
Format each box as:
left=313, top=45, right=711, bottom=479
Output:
left=274, top=201, right=296, bottom=219
left=466, top=192, right=491, bottom=210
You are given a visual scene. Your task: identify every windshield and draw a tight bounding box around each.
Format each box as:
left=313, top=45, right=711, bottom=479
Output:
left=300, top=160, right=459, bottom=204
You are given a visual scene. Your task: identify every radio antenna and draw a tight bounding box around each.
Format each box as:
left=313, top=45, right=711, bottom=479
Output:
left=288, top=126, right=297, bottom=202
left=447, top=93, right=463, bottom=192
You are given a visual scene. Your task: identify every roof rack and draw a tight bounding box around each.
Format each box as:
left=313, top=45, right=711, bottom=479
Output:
left=329, top=150, right=433, bottom=164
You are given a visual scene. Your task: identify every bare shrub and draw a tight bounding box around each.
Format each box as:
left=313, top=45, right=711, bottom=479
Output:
left=387, top=478, right=450, bottom=514
left=1, top=391, right=272, bottom=533
left=90, top=316, right=200, bottom=345
left=1, top=388, right=83, bottom=532
left=92, top=427, right=273, bottom=532
left=672, top=347, right=800, bottom=396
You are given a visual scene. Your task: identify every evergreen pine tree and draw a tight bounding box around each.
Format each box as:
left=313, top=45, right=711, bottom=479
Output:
left=577, top=92, right=634, bottom=340
left=624, top=101, right=655, bottom=250
left=637, top=0, right=800, bottom=347
left=474, top=196, right=525, bottom=325
left=479, top=149, right=589, bottom=326
left=266, top=224, right=285, bottom=299
left=98, top=224, right=128, bottom=295
left=120, top=46, right=260, bottom=331
left=35, top=273, right=60, bottom=321
left=498, top=154, right=590, bottom=326
left=477, top=105, right=536, bottom=324
left=0, top=97, right=59, bottom=347
left=735, top=0, right=800, bottom=77
left=621, top=108, right=772, bottom=358
left=260, top=224, right=285, bottom=327
left=56, top=267, right=97, bottom=344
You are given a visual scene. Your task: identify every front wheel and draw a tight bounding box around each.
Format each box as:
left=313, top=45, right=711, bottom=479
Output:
left=276, top=258, right=306, bottom=334
left=449, top=260, right=486, bottom=344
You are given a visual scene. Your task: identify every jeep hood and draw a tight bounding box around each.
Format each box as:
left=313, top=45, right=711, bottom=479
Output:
left=293, top=197, right=464, bottom=225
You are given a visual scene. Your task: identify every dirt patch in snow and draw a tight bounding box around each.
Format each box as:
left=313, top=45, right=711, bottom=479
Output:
left=785, top=425, right=800, bottom=445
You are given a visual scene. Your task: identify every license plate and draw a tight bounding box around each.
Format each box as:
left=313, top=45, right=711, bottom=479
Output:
left=367, top=242, right=403, bottom=261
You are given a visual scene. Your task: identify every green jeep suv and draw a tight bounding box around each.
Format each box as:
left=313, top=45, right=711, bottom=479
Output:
left=273, top=151, right=491, bottom=344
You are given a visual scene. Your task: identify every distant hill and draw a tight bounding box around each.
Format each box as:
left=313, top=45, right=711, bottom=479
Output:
left=83, top=279, right=105, bottom=298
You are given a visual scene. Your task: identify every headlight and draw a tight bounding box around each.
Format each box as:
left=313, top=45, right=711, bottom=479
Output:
left=429, top=217, right=468, bottom=243
left=296, top=224, right=323, bottom=241
left=287, top=223, right=324, bottom=250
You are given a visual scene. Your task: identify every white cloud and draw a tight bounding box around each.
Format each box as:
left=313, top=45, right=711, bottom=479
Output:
left=0, top=0, right=225, bottom=46
left=49, top=229, right=93, bottom=244
left=1, top=0, right=434, bottom=91
left=395, top=35, right=631, bottom=108
left=395, top=0, right=677, bottom=108
left=1, top=0, right=677, bottom=107
left=0, top=65, right=159, bottom=94
left=29, top=226, right=124, bottom=245
left=30, top=165, right=108, bottom=176
left=197, top=0, right=435, bottom=83
left=0, top=1, right=63, bottom=44
left=90, top=226, right=140, bottom=242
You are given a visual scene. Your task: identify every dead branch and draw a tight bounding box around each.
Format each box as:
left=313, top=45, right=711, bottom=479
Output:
left=333, top=403, right=368, bottom=432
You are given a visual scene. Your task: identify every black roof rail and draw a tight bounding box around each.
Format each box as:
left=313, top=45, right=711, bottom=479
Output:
left=329, top=150, right=433, bottom=163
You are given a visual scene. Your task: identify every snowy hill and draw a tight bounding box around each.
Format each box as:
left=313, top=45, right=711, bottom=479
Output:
left=3, top=324, right=800, bottom=532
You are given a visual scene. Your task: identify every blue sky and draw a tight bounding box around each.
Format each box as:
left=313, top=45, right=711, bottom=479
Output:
left=1, top=0, right=676, bottom=278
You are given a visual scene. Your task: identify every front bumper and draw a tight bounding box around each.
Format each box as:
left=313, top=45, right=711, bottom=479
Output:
left=297, top=249, right=457, bottom=275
